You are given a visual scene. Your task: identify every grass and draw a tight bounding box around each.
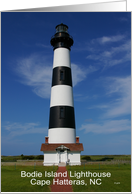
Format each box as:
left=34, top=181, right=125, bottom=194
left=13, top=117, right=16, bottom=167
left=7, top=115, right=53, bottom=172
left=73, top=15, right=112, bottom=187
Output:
left=1, top=165, right=57, bottom=192
left=1, top=164, right=131, bottom=192
left=67, top=163, right=131, bottom=192
left=1, top=155, right=131, bottom=192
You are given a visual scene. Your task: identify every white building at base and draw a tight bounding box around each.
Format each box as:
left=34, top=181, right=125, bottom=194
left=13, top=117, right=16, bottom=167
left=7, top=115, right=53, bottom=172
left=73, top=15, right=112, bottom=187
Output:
left=41, top=138, right=83, bottom=166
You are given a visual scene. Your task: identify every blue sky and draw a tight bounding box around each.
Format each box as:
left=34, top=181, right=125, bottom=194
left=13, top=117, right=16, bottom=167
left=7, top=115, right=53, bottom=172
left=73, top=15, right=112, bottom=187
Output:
left=1, top=12, right=131, bottom=156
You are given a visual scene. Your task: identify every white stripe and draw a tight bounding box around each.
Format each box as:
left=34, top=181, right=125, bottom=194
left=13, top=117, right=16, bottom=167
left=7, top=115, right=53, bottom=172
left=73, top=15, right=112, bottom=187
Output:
left=48, top=128, right=76, bottom=143
left=50, top=85, right=74, bottom=107
left=53, top=48, right=71, bottom=68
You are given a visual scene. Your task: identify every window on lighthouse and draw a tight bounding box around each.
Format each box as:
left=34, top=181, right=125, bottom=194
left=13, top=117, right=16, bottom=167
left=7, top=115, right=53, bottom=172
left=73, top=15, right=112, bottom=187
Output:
left=60, top=107, right=65, bottom=119
left=60, top=70, right=65, bottom=81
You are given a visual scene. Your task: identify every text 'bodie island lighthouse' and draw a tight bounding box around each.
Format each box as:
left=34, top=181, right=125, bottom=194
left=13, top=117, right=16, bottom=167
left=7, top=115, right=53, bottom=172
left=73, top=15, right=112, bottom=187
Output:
left=41, top=23, right=83, bottom=166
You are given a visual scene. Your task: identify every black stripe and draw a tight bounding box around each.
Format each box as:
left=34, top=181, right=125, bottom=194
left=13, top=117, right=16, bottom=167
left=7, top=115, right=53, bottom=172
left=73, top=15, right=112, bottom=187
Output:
left=52, top=42, right=71, bottom=50
left=49, top=106, right=75, bottom=129
left=50, top=32, right=73, bottom=50
left=52, top=66, right=72, bottom=87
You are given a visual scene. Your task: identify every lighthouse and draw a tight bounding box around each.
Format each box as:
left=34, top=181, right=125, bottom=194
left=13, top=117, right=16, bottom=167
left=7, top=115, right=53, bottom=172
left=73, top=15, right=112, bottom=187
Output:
left=41, top=23, right=83, bottom=166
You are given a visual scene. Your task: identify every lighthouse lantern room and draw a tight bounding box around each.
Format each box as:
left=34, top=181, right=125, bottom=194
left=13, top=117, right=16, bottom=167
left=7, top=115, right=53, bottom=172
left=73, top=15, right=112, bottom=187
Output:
left=41, top=23, right=83, bottom=166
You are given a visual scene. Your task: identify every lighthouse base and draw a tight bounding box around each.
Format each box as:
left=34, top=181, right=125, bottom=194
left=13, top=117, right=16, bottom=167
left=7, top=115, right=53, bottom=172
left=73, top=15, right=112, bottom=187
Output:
left=43, top=151, right=81, bottom=166
left=40, top=143, right=83, bottom=166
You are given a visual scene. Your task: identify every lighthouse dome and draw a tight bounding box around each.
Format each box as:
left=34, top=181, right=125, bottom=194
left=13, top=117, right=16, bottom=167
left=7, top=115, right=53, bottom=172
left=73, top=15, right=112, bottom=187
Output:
left=56, top=23, right=68, bottom=33
left=50, top=23, right=73, bottom=50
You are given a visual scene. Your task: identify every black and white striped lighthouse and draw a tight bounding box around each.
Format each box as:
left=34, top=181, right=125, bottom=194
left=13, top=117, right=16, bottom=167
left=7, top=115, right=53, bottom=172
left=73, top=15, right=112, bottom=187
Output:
left=48, top=23, right=76, bottom=143
left=41, top=23, right=83, bottom=166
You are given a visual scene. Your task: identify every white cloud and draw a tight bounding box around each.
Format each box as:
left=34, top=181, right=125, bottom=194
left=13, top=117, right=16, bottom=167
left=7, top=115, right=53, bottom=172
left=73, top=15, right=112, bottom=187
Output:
left=104, top=76, right=131, bottom=118
left=89, top=76, right=131, bottom=118
left=81, top=76, right=131, bottom=135
left=88, top=104, right=109, bottom=109
left=71, top=63, right=98, bottom=86
left=91, top=35, right=125, bottom=45
left=3, top=122, right=47, bottom=138
left=80, top=119, right=130, bottom=134
left=71, top=63, right=86, bottom=86
left=97, top=35, right=125, bottom=44
left=87, top=36, right=131, bottom=68
left=16, top=54, right=52, bottom=98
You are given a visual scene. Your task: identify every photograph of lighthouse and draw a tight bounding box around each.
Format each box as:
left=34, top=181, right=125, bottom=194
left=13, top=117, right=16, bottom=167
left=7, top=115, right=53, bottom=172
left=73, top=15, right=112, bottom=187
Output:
left=1, top=12, right=131, bottom=192
left=41, top=23, right=83, bottom=166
